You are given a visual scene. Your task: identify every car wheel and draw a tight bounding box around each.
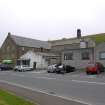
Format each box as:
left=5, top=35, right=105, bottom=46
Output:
left=47, top=71, right=50, bottom=73
left=86, top=71, right=90, bottom=75
left=15, top=69, right=18, bottom=71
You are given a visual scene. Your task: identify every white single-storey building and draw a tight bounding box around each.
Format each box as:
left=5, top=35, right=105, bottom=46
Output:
left=18, top=50, right=59, bottom=69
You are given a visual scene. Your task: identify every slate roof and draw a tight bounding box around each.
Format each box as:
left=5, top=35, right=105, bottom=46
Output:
left=10, top=35, right=51, bottom=49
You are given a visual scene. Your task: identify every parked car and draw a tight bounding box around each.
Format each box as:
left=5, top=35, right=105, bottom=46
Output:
left=86, top=62, right=105, bottom=74
left=14, top=65, right=33, bottom=72
left=47, top=64, right=57, bottom=73
left=55, top=64, right=65, bottom=74
left=55, top=64, right=75, bottom=74
left=65, top=65, right=75, bottom=73
left=0, top=64, right=13, bottom=71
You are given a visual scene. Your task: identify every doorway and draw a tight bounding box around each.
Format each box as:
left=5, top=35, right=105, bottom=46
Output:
left=33, top=62, right=36, bottom=69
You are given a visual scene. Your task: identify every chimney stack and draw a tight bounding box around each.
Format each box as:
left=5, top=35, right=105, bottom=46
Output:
left=77, top=29, right=81, bottom=39
left=8, top=32, right=11, bottom=36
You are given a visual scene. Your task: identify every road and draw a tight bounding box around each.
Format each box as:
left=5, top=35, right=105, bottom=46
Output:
left=0, top=70, right=105, bottom=105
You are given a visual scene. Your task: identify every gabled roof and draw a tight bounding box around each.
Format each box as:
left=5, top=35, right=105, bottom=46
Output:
left=10, top=35, right=51, bottom=49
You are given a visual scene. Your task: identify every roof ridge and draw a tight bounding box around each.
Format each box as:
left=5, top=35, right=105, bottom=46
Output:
left=84, top=33, right=105, bottom=37
left=50, top=33, right=105, bottom=42
left=10, top=34, right=47, bottom=42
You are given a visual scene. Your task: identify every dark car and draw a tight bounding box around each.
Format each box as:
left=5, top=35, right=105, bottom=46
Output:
left=0, top=64, right=13, bottom=71
left=56, top=64, right=75, bottom=74
left=55, top=64, right=65, bottom=74
left=86, top=62, right=105, bottom=74
left=65, top=65, right=75, bottom=73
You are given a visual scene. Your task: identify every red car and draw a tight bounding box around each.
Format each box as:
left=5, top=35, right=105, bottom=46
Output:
left=86, top=62, right=104, bottom=74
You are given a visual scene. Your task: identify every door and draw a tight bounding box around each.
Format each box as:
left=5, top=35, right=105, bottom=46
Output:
left=33, top=62, right=36, bottom=69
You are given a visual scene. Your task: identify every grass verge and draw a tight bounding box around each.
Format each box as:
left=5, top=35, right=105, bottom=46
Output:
left=0, top=89, right=37, bottom=105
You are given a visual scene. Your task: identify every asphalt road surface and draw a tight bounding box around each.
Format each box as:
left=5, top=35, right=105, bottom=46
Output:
left=0, top=70, right=105, bottom=105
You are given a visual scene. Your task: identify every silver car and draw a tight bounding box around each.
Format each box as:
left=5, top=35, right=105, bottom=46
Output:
left=14, top=65, right=33, bottom=72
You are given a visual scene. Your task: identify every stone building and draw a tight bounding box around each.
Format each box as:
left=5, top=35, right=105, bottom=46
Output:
left=1, top=31, right=105, bottom=69
left=0, top=32, right=51, bottom=67
left=50, top=30, right=105, bottom=69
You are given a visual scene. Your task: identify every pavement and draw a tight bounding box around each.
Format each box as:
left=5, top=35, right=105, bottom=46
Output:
left=0, top=70, right=105, bottom=105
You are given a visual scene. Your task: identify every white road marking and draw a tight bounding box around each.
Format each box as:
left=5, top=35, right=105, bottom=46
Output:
left=7, top=72, right=56, bottom=80
left=72, top=80, right=105, bottom=85
left=66, top=74, right=97, bottom=78
left=0, top=71, right=11, bottom=74
left=29, top=71, right=47, bottom=73
left=11, top=73, right=25, bottom=77
left=33, top=77, right=56, bottom=80
left=0, top=80, right=91, bottom=105
left=2, top=72, right=56, bottom=80
left=0, top=72, right=6, bottom=75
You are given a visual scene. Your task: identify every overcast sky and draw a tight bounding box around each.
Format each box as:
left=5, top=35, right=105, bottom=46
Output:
left=0, top=0, right=105, bottom=46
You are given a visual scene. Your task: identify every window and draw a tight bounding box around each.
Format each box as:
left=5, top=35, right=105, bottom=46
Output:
left=40, top=47, right=43, bottom=52
left=22, top=60, right=30, bottom=66
left=64, top=53, right=73, bottom=60
left=99, top=52, right=105, bottom=60
left=17, top=60, right=30, bottom=66
left=81, top=52, right=90, bottom=60
left=17, top=60, right=21, bottom=65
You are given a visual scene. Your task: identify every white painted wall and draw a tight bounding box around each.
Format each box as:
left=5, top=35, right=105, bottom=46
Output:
left=20, top=51, right=48, bottom=69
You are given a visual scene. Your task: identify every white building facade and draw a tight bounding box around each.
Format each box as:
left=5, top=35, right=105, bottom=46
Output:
left=19, top=51, right=48, bottom=69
